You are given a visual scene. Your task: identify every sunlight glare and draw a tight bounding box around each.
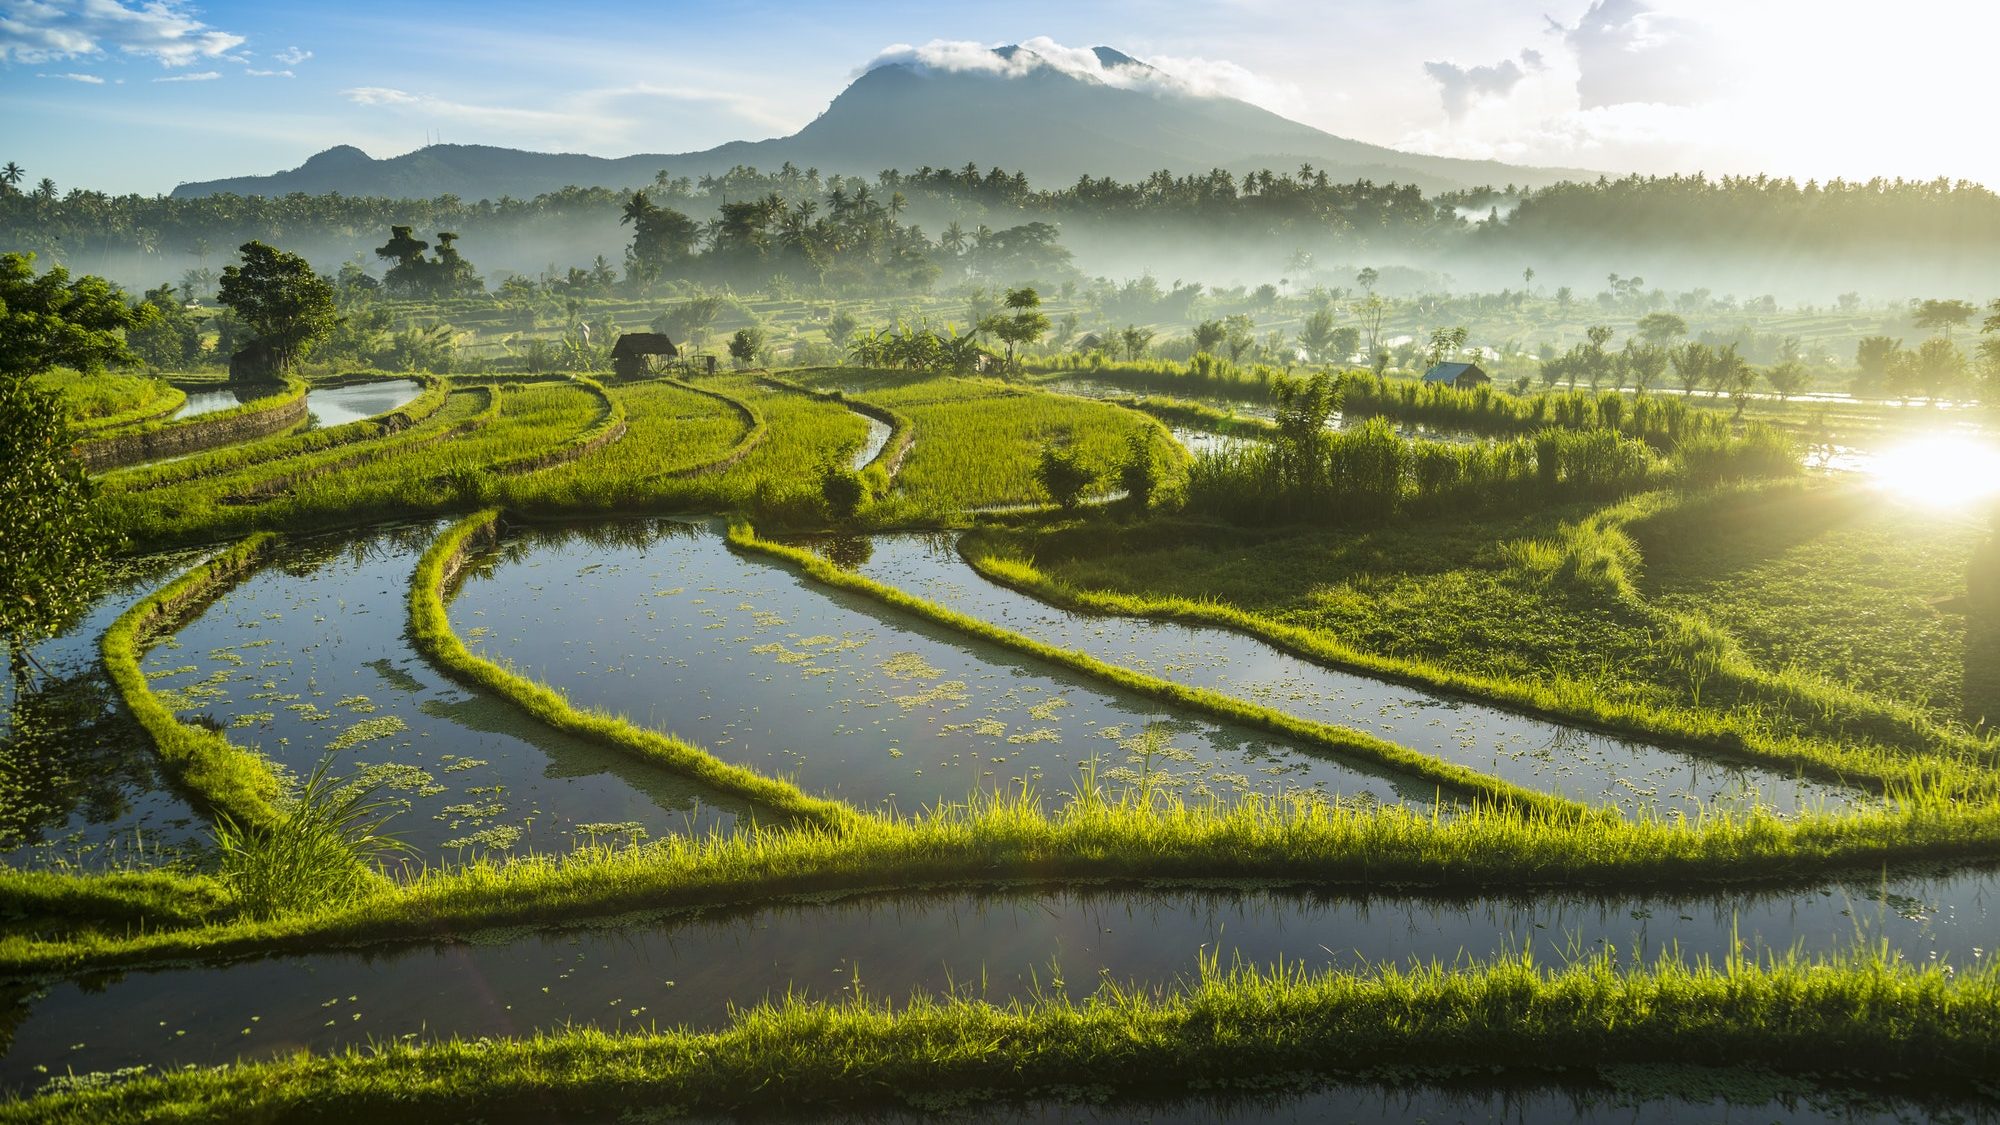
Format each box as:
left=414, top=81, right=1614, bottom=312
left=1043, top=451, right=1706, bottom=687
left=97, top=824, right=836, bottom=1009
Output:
left=1866, top=435, right=2000, bottom=509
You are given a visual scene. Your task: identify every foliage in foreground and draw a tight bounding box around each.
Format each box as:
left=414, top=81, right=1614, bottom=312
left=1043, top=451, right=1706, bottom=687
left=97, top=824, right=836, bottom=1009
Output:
left=8, top=948, right=1995, bottom=1123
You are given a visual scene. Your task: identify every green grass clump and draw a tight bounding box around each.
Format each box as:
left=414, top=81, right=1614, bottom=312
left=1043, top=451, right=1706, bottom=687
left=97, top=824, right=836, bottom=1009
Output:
left=210, top=755, right=408, bottom=920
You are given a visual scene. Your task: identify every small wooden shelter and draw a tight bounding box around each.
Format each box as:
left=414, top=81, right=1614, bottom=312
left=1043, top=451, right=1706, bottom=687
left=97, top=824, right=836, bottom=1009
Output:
left=1421, top=362, right=1491, bottom=389
left=611, top=332, right=678, bottom=378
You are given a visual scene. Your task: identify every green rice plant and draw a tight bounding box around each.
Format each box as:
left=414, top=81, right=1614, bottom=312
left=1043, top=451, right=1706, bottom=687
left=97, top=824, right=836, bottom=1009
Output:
left=849, top=374, right=1162, bottom=509
left=41, top=368, right=185, bottom=431
left=102, top=373, right=448, bottom=493
left=103, top=380, right=598, bottom=546
left=486, top=375, right=625, bottom=476
left=210, top=754, right=408, bottom=920
left=503, top=377, right=762, bottom=510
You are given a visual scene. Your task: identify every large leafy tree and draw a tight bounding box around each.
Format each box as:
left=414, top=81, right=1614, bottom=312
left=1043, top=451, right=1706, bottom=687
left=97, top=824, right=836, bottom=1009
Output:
left=978, top=286, right=1050, bottom=370
left=0, top=251, right=136, bottom=375
left=1913, top=298, right=1978, bottom=339
left=217, top=241, right=337, bottom=372
left=0, top=253, right=129, bottom=665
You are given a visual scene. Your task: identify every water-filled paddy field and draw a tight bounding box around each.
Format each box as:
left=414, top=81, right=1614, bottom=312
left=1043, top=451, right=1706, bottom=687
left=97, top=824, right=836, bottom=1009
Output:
left=451, top=520, right=1435, bottom=813
left=793, top=534, right=1856, bottom=818
left=137, top=523, right=742, bottom=859
left=0, top=553, right=212, bottom=870
left=4, top=864, right=1989, bottom=1091
left=12, top=360, right=2000, bottom=1122
left=167, top=380, right=422, bottom=428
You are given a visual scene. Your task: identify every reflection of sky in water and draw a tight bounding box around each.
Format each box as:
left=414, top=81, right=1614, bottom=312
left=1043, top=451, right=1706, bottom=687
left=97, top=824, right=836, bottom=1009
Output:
left=303, top=379, right=421, bottom=428
left=144, top=523, right=741, bottom=861
left=837, top=535, right=1859, bottom=820
left=453, top=521, right=1434, bottom=815
left=5, top=869, right=1990, bottom=1095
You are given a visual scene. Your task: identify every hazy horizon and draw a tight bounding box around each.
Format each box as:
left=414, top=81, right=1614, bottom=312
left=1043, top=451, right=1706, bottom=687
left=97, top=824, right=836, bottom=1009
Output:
left=5, top=1, right=1999, bottom=196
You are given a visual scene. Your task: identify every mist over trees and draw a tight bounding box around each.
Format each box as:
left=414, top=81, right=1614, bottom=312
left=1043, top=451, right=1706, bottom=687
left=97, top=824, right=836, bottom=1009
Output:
left=13, top=162, right=2000, bottom=300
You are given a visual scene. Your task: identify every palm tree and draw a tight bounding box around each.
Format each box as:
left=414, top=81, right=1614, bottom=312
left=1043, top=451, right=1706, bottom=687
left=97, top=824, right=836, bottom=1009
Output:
left=940, top=221, right=966, bottom=256
left=34, top=177, right=56, bottom=202
left=0, top=162, right=22, bottom=194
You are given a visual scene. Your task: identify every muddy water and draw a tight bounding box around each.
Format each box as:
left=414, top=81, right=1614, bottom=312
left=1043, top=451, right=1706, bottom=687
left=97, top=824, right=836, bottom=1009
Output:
left=450, top=521, right=1442, bottom=815
left=816, top=535, right=1857, bottom=819
left=4, top=865, right=1989, bottom=1093
left=143, top=524, right=743, bottom=859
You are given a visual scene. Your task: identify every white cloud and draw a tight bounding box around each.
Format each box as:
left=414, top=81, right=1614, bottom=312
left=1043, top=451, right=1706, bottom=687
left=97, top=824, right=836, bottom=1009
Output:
left=36, top=69, right=104, bottom=82
left=860, top=36, right=1306, bottom=117
left=274, top=45, right=309, bottom=66
left=152, top=69, right=219, bottom=82
left=245, top=67, right=290, bottom=77
left=1556, top=0, right=1732, bottom=109
left=1424, top=51, right=1544, bottom=120
left=0, top=0, right=247, bottom=67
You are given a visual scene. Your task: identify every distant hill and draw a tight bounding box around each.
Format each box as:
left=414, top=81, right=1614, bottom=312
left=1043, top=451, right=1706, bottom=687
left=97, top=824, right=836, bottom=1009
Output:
left=172, top=45, right=1591, bottom=200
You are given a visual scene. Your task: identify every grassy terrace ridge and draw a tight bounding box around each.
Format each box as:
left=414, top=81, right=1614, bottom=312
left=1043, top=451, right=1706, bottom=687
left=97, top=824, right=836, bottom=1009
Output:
left=653, top=374, right=768, bottom=477
left=221, top=382, right=495, bottom=503
left=8, top=950, right=1996, bottom=1123
left=799, top=369, right=1169, bottom=511
left=103, top=373, right=448, bottom=493
left=487, top=374, right=626, bottom=476
left=408, top=508, right=854, bottom=829
left=11, top=771, right=2000, bottom=974
left=67, top=379, right=186, bottom=435
left=960, top=489, right=1997, bottom=800
left=73, top=375, right=309, bottom=466
left=755, top=370, right=916, bottom=478
left=103, top=378, right=598, bottom=547
left=98, top=533, right=287, bottom=830
left=728, top=522, right=1571, bottom=815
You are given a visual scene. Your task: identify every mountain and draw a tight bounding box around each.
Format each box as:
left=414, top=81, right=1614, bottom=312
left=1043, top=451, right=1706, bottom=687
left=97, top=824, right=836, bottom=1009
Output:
left=171, top=45, right=1590, bottom=200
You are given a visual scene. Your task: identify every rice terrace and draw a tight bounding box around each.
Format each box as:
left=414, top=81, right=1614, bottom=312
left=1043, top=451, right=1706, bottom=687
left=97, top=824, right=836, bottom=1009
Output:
left=6, top=3, right=2000, bottom=1122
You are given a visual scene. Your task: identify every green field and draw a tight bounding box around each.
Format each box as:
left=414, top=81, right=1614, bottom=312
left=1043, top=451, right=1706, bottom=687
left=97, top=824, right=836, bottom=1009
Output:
left=5, top=348, right=1998, bottom=1121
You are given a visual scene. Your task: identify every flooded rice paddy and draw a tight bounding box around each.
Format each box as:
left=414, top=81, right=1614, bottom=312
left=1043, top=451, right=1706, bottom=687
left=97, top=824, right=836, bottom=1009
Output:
left=303, top=378, right=422, bottom=428
left=4, top=864, right=1989, bottom=1093
left=0, top=552, right=214, bottom=870
left=165, top=379, right=422, bottom=428
left=450, top=520, right=1438, bottom=814
left=138, top=523, right=742, bottom=859
left=811, top=535, right=1858, bottom=819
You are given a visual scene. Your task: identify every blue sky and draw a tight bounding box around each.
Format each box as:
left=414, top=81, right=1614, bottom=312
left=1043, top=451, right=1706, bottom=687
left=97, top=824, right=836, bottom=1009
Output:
left=4, top=0, right=1995, bottom=195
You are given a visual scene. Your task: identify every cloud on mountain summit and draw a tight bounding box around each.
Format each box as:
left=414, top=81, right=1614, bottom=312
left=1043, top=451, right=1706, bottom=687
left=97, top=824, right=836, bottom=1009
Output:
left=861, top=36, right=1305, bottom=117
